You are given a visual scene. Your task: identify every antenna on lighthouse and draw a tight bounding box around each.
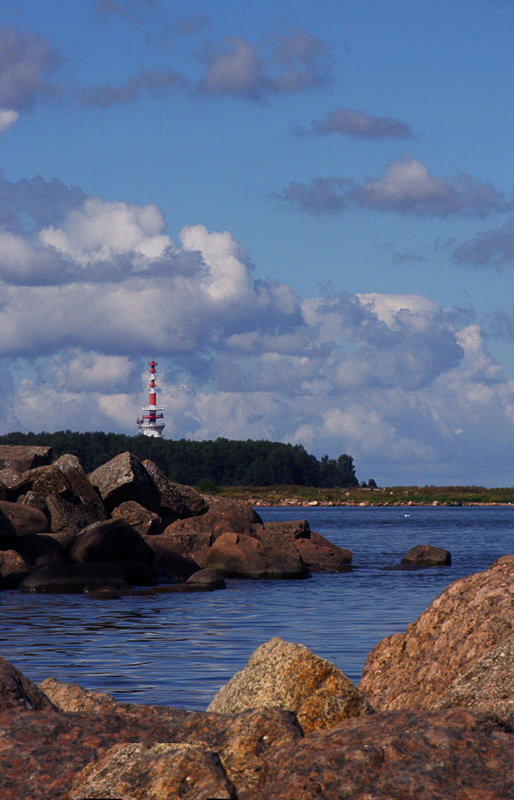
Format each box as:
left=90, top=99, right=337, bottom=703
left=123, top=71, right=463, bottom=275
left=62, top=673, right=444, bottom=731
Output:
left=136, top=359, right=165, bottom=438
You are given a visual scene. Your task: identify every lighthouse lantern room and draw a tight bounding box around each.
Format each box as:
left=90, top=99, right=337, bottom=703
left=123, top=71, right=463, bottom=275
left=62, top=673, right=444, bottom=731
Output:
left=137, top=360, right=165, bottom=438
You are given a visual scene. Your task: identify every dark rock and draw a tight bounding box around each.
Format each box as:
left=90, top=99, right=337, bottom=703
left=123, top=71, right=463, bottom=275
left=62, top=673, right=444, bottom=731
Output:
left=143, top=535, right=199, bottom=580
left=88, top=451, right=161, bottom=513
left=254, top=709, right=514, bottom=800
left=400, top=543, right=451, bottom=566
left=117, top=560, right=159, bottom=586
left=0, top=656, right=56, bottom=713
left=186, top=568, right=226, bottom=590
left=70, top=518, right=155, bottom=564
left=0, top=549, right=31, bottom=588
left=69, top=741, right=237, bottom=800
left=53, top=453, right=106, bottom=511
left=0, top=500, right=49, bottom=538
left=166, top=499, right=263, bottom=540
left=360, top=555, right=514, bottom=711
left=153, top=527, right=213, bottom=557
left=0, top=444, right=52, bottom=472
left=44, top=493, right=107, bottom=534
left=208, top=637, right=371, bottom=732
left=0, top=478, right=11, bottom=501
left=143, top=459, right=208, bottom=519
left=19, top=562, right=129, bottom=593
left=112, top=499, right=163, bottom=535
left=17, top=490, right=51, bottom=522
left=193, top=531, right=310, bottom=579
left=14, top=532, right=65, bottom=560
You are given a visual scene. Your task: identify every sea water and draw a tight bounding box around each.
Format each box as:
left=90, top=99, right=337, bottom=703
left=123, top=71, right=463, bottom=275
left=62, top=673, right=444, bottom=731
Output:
left=0, top=505, right=512, bottom=709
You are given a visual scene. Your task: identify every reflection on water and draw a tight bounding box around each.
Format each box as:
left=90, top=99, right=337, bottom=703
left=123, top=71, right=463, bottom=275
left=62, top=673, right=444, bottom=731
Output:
left=1, top=505, right=513, bottom=709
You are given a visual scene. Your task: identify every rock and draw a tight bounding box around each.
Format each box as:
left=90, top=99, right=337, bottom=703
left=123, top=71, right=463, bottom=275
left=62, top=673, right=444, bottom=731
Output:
left=17, top=490, right=51, bottom=522
left=0, top=663, right=302, bottom=800
left=0, top=478, right=11, bottom=501
left=53, top=453, right=106, bottom=511
left=0, top=549, right=32, bottom=588
left=112, top=500, right=163, bottom=536
left=14, top=532, right=66, bottom=560
left=69, top=741, right=237, bottom=800
left=208, top=637, right=372, bottom=732
left=10, top=464, right=71, bottom=500
left=186, top=568, right=226, bottom=590
left=143, top=536, right=199, bottom=581
left=0, top=467, right=23, bottom=489
left=0, top=655, right=56, bottom=712
left=143, top=459, right=208, bottom=519
left=153, top=527, right=214, bottom=557
left=39, top=677, right=122, bottom=713
left=400, top=543, right=451, bottom=566
left=167, top=500, right=262, bottom=540
left=435, top=632, right=514, bottom=717
left=69, top=518, right=155, bottom=564
left=43, top=493, right=107, bottom=534
left=193, top=532, right=310, bottom=579
left=0, top=444, right=52, bottom=472
left=19, top=562, right=129, bottom=593
left=117, top=560, right=159, bottom=586
left=88, top=451, right=161, bottom=513
left=0, top=500, right=49, bottom=538
left=253, top=708, right=514, bottom=800
left=255, top=521, right=352, bottom=572
left=359, top=555, right=514, bottom=711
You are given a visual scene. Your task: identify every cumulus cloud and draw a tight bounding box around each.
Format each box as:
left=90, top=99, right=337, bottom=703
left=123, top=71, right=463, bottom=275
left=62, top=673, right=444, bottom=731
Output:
left=197, top=28, right=332, bottom=100
left=2, top=174, right=514, bottom=484
left=292, top=106, right=413, bottom=139
left=452, top=217, right=514, bottom=268
left=75, top=69, right=186, bottom=107
left=274, top=155, right=508, bottom=217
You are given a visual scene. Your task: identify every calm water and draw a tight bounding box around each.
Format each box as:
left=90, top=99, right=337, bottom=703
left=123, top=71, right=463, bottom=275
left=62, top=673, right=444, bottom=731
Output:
left=1, top=505, right=513, bottom=710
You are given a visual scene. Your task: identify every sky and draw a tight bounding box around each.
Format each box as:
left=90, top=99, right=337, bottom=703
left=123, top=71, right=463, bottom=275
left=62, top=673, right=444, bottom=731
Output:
left=2, top=0, right=514, bottom=486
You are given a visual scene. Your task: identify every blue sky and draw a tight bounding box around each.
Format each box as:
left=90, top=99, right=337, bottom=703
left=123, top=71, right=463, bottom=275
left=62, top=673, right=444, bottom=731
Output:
left=1, top=0, right=514, bottom=486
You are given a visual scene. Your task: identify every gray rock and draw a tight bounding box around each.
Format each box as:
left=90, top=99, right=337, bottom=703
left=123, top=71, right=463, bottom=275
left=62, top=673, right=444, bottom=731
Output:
left=0, top=445, right=52, bottom=472
left=208, top=636, right=372, bottom=732
left=88, top=451, right=161, bottom=513
left=143, top=459, right=208, bottom=519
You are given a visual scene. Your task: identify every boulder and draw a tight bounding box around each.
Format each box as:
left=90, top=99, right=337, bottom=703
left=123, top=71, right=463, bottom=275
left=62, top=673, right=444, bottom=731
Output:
left=208, top=637, right=371, bottom=732
left=0, top=655, right=56, bottom=713
left=166, top=500, right=262, bottom=540
left=154, top=527, right=213, bottom=556
left=0, top=478, right=10, bottom=501
left=0, top=550, right=32, bottom=588
left=53, top=453, right=106, bottom=511
left=254, top=708, right=514, bottom=800
left=19, top=562, right=129, bottom=593
left=0, top=467, right=22, bottom=489
left=143, top=535, right=199, bottom=580
left=0, top=500, right=49, bottom=538
left=70, top=518, right=155, bottom=564
left=0, top=444, right=52, bottom=472
left=39, top=677, right=122, bottom=713
left=112, top=500, right=162, bottom=536
left=143, top=459, right=208, bottom=519
left=69, top=742, right=236, bottom=800
left=117, top=560, right=159, bottom=586
left=10, top=464, right=71, bottom=500
left=186, top=568, right=226, bottom=590
left=43, top=493, right=107, bottom=533
left=359, top=555, right=514, bottom=711
left=88, top=451, right=161, bottom=513
left=400, top=543, right=451, bottom=566
left=435, top=632, right=514, bottom=717
left=256, top=521, right=352, bottom=572
left=14, top=533, right=66, bottom=561
left=193, top=531, right=310, bottom=579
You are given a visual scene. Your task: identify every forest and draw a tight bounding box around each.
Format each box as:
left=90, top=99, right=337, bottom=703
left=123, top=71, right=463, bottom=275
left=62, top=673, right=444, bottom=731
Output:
left=0, top=431, right=361, bottom=488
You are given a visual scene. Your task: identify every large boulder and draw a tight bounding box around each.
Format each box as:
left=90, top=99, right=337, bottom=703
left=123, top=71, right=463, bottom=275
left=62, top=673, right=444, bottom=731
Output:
left=153, top=527, right=213, bottom=557
left=0, top=500, right=49, bottom=540
left=10, top=464, right=71, bottom=500
left=88, top=451, right=161, bottom=513
left=208, top=637, right=371, bottom=732
left=112, top=500, right=162, bottom=536
left=0, top=549, right=32, bottom=588
left=166, top=500, right=262, bottom=540
left=254, top=708, right=514, bottom=800
left=0, top=444, right=52, bottom=472
left=19, top=562, right=129, bottom=593
left=70, top=518, right=155, bottom=564
left=193, top=531, right=310, bottom=579
left=256, top=521, right=352, bottom=572
left=69, top=742, right=236, bottom=800
left=142, top=459, right=208, bottom=519
left=0, top=655, right=56, bottom=713
left=359, top=555, right=514, bottom=711
left=143, top=535, right=199, bottom=580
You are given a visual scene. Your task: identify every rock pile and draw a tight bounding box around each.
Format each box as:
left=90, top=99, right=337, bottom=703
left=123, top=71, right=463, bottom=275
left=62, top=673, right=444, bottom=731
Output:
left=0, top=445, right=352, bottom=594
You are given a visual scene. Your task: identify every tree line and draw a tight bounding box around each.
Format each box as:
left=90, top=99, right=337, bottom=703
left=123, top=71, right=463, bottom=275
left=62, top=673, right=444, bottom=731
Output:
left=0, top=431, right=363, bottom=488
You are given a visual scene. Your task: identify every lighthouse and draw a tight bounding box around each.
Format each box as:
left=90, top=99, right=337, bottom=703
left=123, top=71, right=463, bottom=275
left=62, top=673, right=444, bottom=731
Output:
left=136, top=360, right=165, bottom=438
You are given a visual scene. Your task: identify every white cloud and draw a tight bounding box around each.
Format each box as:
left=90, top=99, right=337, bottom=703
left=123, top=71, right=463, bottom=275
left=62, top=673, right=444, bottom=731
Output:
left=0, top=108, right=18, bottom=131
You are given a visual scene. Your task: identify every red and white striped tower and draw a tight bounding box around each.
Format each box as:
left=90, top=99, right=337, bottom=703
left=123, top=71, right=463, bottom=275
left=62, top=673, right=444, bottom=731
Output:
left=136, top=360, right=165, bottom=438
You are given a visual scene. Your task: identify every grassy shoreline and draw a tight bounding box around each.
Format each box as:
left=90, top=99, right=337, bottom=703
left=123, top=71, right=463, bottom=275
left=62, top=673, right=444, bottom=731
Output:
left=206, top=485, right=514, bottom=507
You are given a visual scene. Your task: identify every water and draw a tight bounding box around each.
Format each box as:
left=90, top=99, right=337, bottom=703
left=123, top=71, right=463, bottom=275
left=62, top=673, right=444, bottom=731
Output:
left=1, top=505, right=513, bottom=710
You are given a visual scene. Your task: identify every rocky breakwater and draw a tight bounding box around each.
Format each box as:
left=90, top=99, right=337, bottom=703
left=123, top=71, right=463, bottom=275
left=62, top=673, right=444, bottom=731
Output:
left=0, top=445, right=352, bottom=594
left=4, top=556, right=514, bottom=800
